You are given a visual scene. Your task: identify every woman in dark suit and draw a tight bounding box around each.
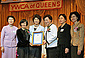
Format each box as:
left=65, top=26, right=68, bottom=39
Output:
left=56, top=14, right=71, bottom=58
left=17, top=19, right=30, bottom=58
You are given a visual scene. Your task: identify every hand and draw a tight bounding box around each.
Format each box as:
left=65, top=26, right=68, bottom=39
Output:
left=65, top=48, right=69, bottom=54
left=57, top=38, right=59, bottom=40
left=37, top=44, right=41, bottom=46
left=16, top=47, right=18, bottom=51
left=77, top=50, right=81, bottom=55
left=30, top=43, right=33, bottom=46
left=43, top=40, right=46, bottom=45
left=1, top=47, right=4, bottom=53
left=42, top=53, right=45, bottom=58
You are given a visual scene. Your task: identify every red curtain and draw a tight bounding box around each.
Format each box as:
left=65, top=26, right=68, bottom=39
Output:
left=76, top=0, right=85, bottom=15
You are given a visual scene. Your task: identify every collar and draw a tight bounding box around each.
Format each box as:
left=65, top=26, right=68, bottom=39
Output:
left=60, top=23, right=67, bottom=28
left=47, top=24, right=52, bottom=28
left=61, top=23, right=66, bottom=28
left=73, top=21, right=80, bottom=28
left=8, top=25, right=13, bottom=27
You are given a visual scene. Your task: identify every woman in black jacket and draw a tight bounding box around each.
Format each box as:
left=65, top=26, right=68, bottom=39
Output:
left=56, top=14, right=71, bottom=58
left=17, top=19, right=30, bottom=58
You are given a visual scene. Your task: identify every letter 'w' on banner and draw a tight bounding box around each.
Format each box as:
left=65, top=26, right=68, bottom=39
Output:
left=9, top=0, right=63, bottom=12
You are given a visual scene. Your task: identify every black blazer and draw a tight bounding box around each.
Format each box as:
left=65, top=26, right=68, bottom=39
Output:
left=17, top=28, right=30, bottom=47
left=57, top=23, right=71, bottom=48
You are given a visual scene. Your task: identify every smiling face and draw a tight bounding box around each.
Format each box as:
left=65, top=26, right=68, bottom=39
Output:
left=59, top=15, right=66, bottom=24
left=44, top=17, right=51, bottom=26
left=21, top=22, right=27, bottom=29
left=8, top=17, right=14, bottom=25
left=34, top=18, right=40, bottom=25
left=71, top=14, right=78, bottom=23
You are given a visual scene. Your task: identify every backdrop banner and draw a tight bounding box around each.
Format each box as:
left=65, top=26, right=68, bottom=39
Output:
left=9, top=0, right=63, bottom=12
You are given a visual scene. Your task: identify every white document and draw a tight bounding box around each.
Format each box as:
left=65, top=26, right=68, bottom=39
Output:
left=33, top=33, right=42, bottom=44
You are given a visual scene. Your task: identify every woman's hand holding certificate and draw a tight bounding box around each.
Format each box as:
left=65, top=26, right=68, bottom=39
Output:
left=43, top=40, right=46, bottom=45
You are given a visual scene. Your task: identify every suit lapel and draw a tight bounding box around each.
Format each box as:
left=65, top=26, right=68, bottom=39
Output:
left=71, top=21, right=80, bottom=36
left=73, top=21, right=80, bottom=28
left=36, top=25, right=40, bottom=31
left=32, top=25, right=41, bottom=32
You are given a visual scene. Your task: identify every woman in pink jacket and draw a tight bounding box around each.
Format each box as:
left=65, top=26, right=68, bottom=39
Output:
left=1, top=16, right=18, bottom=58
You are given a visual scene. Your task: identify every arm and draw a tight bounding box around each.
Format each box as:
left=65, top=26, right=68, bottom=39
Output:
left=15, top=36, right=18, bottom=46
left=50, top=25, right=57, bottom=38
left=47, top=25, right=57, bottom=43
left=41, top=27, right=44, bottom=31
left=57, top=27, right=60, bottom=39
left=1, top=27, right=5, bottom=47
left=29, top=26, right=32, bottom=43
left=64, top=25, right=71, bottom=54
left=1, top=27, right=5, bottom=53
left=65, top=25, right=71, bottom=48
left=78, top=24, right=84, bottom=51
left=42, top=45, right=47, bottom=58
left=15, top=27, right=18, bottom=46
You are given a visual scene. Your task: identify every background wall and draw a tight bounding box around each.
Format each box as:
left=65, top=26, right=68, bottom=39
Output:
left=0, top=0, right=85, bottom=57
left=0, top=0, right=85, bottom=32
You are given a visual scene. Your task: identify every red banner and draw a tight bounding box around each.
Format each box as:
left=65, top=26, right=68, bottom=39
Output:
left=9, top=0, right=63, bottom=12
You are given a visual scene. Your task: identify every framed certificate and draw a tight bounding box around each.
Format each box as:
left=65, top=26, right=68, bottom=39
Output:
left=32, top=31, right=44, bottom=45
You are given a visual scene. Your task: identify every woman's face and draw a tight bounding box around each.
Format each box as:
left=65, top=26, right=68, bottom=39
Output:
left=71, top=14, right=78, bottom=22
left=8, top=17, right=14, bottom=25
left=44, top=17, right=51, bottom=26
left=21, top=22, right=27, bottom=28
left=59, top=15, right=66, bottom=24
left=34, top=18, right=40, bottom=25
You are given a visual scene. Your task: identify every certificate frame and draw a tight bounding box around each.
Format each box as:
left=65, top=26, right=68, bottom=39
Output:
left=32, top=31, right=44, bottom=46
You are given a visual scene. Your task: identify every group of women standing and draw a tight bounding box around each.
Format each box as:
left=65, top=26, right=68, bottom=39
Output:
left=1, top=11, right=84, bottom=58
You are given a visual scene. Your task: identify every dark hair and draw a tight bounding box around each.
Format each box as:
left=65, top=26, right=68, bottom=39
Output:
left=33, top=14, right=41, bottom=24
left=69, top=11, right=80, bottom=21
left=20, top=19, right=28, bottom=26
left=43, top=15, right=52, bottom=22
left=7, top=16, right=15, bottom=22
left=58, top=14, right=67, bottom=20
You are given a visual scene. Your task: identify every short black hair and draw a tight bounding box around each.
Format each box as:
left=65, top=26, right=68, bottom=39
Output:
left=7, top=16, right=15, bottom=22
left=69, top=11, right=80, bottom=21
left=20, top=19, right=28, bottom=26
left=33, top=14, right=41, bottom=24
left=43, top=15, right=52, bottom=22
left=58, top=14, right=67, bottom=20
